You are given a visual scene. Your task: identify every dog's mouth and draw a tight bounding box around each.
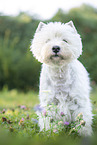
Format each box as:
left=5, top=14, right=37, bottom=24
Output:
left=54, top=54, right=59, bottom=57
left=44, top=54, right=72, bottom=65
left=50, top=54, right=65, bottom=60
left=50, top=54, right=61, bottom=58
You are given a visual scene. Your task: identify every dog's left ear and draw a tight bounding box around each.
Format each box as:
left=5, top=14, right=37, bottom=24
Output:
left=36, top=22, right=46, bottom=33
left=66, top=21, right=77, bottom=33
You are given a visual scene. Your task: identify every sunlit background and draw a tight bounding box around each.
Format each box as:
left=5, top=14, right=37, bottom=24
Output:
left=0, top=0, right=97, bottom=91
left=0, top=0, right=97, bottom=19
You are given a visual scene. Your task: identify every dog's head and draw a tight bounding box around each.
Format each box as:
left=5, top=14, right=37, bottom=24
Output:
left=30, top=21, right=82, bottom=66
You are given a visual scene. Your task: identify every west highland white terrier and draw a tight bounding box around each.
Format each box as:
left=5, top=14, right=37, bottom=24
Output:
left=30, top=21, right=93, bottom=136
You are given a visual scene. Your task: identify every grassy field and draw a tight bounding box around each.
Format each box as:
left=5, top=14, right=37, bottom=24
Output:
left=0, top=86, right=97, bottom=145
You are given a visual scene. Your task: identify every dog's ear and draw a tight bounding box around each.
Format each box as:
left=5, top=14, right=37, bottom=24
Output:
left=36, top=22, right=46, bottom=33
left=66, top=21, right=77, bottom=33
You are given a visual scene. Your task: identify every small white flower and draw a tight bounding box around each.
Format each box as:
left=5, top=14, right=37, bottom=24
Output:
left=80, top=120, right=86, bottom=126
left=58, top=121, right=64, bottom=125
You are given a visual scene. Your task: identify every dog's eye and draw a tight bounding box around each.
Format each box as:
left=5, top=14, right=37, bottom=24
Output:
left=46, top=39, right=50, bottom=43
left=63, top=39, right=68, bottom=43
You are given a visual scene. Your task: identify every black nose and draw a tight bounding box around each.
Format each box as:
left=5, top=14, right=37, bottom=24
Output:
left=52, top=46, right=60, bottom=54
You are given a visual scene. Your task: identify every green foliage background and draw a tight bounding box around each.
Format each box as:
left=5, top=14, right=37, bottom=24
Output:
left=0, top=4, right=97, bottom=91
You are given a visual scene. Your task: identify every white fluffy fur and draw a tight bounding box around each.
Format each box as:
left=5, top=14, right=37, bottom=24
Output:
left=30, top=21, right=93, bottom=136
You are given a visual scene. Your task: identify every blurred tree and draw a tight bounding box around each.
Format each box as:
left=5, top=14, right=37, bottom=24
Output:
left=0, top=14, right=41, bottom=90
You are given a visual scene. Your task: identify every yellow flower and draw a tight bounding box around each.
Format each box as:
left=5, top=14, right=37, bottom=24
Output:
left=19, top=118, right=24, bottom=125
left=76, top=113, right=83, bottom=120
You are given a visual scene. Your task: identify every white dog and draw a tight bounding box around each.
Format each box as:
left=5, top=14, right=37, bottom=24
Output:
left=30, top=21, right=93, bottom=136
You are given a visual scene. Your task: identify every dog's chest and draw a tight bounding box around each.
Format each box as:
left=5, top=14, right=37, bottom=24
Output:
left=48, top=66, right=74, bottom=103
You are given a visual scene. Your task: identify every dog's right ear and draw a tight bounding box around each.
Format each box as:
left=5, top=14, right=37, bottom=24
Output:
left=36, top=22, right=46, bottom=33
left=66, top=21, right=77, bottom=33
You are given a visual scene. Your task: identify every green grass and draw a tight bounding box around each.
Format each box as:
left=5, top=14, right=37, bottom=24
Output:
left=0, top=86, right=97, bottom=145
